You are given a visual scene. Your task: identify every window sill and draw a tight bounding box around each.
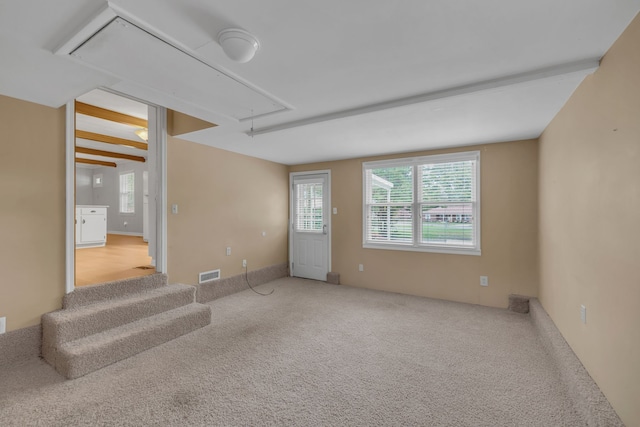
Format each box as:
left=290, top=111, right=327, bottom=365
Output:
left=363, top=242, right=481, bottom=256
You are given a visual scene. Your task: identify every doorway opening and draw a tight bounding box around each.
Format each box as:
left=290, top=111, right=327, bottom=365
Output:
left=67, top=89, right=166, bottom=290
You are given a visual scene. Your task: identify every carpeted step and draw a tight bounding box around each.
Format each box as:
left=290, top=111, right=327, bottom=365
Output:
left=55, top=303, right=211, bottom=379
left=63, top=273, right=168, bottom=309
left=42, top=276, right=212, bottom=379
left=42, top=284, right=197, bottom=365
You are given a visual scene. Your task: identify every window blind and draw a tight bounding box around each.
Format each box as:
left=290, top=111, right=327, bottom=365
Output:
left=363, top=151, right=480, bottom=255
left=295, top=181, right=323, bottom=231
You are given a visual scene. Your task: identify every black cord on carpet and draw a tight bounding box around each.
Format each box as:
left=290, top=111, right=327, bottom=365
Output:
left=244, top=262, right=274, bottom=296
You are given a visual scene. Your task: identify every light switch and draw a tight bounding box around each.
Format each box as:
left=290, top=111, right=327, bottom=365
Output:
left=171, top=204, right=179, bottom=214
left=333, top=207, right=338, bottom=214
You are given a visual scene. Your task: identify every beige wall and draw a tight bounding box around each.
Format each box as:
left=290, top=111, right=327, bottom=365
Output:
left=290, top=139, right=539, bottom=308
left=538, top=14, right=640, bottom=427
left=167, top=110, right=217, bottom=136
left=0, top=95, right=66, bottom=332
left=167, top=136, right=289, bottom=285
left=0, top=101, right=289, bottom=331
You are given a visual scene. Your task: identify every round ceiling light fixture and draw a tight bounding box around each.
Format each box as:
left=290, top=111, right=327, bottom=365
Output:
left=217, top=28, right=260, bottom=63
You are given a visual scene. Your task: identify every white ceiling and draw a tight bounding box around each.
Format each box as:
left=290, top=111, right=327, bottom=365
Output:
left=1, top=1, right=639, bottom=165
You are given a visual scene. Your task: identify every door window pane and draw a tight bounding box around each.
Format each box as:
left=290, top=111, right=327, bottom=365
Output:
left=295, top=182, right=323, bottom=231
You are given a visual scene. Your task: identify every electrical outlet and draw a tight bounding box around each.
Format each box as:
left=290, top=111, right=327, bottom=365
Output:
left=226, top=247, right=231, bottom=256
left=358, top=264, right=364, bottom=272
left=123, top=221, right=128, bottom=227
left=480, top=276, right=489, bottom=286
left=242, top=259, right=247, bottom=268
left=580, top=305, right=587, bottom=324
left=0, top=317, right=6, bottom=334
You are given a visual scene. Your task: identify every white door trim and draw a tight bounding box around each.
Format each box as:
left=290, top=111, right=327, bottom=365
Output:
left=64, top=101, right=76, bottom=294
left=289, top=170, right=332, bottom=278
left=65, top=94, right=167, bottom=293
left=148, top=105, right=168, bottom=273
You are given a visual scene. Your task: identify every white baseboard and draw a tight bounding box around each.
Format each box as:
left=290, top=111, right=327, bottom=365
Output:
left=107, top=231, right=144, bottom=237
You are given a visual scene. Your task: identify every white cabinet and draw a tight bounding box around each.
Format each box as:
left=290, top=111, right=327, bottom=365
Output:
left=76, top=206, right=108, bottom=248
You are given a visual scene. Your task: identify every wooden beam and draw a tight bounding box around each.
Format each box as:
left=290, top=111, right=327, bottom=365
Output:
left=76, top=158, right=117, bottom=168
left=76, top=130, right=148, bottom=151
left=76, top=147, right=146, bottom=163
left=75, top=101, right=148, bottom=128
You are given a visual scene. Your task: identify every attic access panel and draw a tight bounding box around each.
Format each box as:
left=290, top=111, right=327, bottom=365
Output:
left=64, top=15, right=289, bottom=121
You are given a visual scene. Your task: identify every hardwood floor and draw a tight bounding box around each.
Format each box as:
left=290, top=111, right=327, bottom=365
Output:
left=75, top=234, right=156, bottom=287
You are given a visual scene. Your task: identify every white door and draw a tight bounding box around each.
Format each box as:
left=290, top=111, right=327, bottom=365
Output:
left=291, top=172, right=330, bottom=281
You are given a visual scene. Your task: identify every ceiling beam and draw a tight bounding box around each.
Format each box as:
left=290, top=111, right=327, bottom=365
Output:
left=247, top=58, right=601, bottom=136
left=76, top=158, right=117, bottom=168
left=75, top=101, right=148, bottom=128
left=76, top=130, right=148, bottom=150
left=76, top=147, right=146, bottom=163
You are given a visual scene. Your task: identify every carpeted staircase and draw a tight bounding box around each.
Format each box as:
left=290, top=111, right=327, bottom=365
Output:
left=42, top=274, right=211, bottom=379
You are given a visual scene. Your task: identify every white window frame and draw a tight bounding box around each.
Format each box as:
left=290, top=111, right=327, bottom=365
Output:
left=362, top=151, right=481, bottom=256
left=119, top=170, right=135, bottom=214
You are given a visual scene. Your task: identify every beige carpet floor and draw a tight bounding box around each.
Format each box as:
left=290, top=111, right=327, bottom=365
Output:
left=0, top=278, right=581, bottom=426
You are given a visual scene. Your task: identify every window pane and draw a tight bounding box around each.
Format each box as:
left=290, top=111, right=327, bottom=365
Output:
left=421, top=203, right=474, bottom=245
left=296, top=182, right=323, bottom=231
left=368, top=205, right=413, bottom=243
left=363, top=151, right=480, bottom=254
left=119, top=172, right=135, bottom=214
left=421, top=160, right=474, bottom=202
left=369, top=166, right=413, bottom=204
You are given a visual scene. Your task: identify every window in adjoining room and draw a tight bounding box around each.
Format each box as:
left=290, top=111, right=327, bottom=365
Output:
left=363, top=151, right=480, bottom=255
left=119, top=171, right=135, bottom=214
